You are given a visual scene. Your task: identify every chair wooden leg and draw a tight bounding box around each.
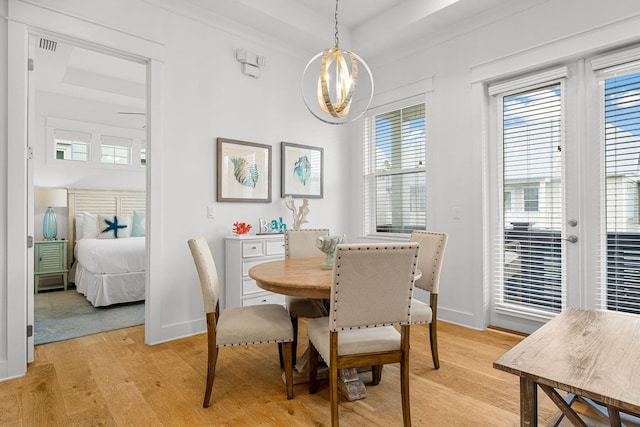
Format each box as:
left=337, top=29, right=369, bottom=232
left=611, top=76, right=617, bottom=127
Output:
left=429, top=321, right=439, bottom=369
left=330, top=331, right=339, bottom=427
left=309, top=342, right=319, bottom=394
left=430, top=293, right=440, bottom=369
left=372, top=365, right=383, bottom=385
left=401, top=326, right=411, bottom=427
left=278, top=343, right=284, bottom=368
left=291, top=316, right=299, bottom=367
left=282, top=342, right=294, bottom=400
left=204, top=313, right=218, bottom=408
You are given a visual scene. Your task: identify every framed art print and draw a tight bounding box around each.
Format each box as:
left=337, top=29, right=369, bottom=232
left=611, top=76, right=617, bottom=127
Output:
left=217, top=138, right=272, bottom=202
left=281, top=142, right=323, bottom=198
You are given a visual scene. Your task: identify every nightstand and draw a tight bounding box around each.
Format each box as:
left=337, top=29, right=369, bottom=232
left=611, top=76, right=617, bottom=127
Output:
left=34, top=240, right=68, bottom=293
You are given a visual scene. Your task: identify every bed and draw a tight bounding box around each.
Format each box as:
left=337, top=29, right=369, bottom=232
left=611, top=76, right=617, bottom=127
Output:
left=67, top=187, right=146, bottom=307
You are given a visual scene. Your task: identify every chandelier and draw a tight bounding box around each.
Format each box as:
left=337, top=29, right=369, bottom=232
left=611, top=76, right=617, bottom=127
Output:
left=301, top=0, right=374, bottom=125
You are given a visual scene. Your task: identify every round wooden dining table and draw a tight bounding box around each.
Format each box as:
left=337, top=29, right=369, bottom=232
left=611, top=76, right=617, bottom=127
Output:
left=248, top=256, right=422, bottom=299
left=248, top=257, right=331, bottom=300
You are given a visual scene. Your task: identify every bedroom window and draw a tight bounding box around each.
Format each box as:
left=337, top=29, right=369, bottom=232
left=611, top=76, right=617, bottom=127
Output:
left=140, top=148, right=146, bottom=167
left=54, top=129, right=90, bottom=161
left=101, top=135, right=131, bottom=165
left=363, top=99, right=426, bottom=235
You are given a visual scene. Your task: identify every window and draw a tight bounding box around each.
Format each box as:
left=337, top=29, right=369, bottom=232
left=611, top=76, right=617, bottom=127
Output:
left=54, top=129, right=90, bottom=161
left=101, top=135, right=131, bottom=165
left=140, top=147, right=147, bottom=167
left=364, top=101, right=426, bottom=234
left=523, top=185, right=539, bottom=212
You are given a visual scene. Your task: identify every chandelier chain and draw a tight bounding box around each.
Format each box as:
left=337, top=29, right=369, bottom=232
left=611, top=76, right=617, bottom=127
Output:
left=334, top=0, right=340, bottom=48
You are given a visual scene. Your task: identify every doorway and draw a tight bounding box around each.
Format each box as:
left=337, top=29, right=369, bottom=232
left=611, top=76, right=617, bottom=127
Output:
left=29, top=36, right=148, bottom=345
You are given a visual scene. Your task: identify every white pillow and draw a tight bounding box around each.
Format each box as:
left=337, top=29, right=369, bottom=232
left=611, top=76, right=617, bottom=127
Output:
left=82, top=212, right=100, bottom=239
left=97, top=214, right=132, bottom=239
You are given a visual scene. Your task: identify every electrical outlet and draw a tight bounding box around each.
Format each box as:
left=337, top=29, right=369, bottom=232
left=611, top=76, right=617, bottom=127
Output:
left=207, top=204, right=215, bottom=219
left=452, top=206, right=461, bottom=219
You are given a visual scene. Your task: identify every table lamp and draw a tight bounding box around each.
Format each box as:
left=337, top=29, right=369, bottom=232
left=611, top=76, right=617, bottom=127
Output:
left=34, top=188, right=67, bottom=240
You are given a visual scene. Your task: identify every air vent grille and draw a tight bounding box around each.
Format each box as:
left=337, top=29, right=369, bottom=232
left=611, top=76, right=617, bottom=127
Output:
left=39, top=38, right=57, bottom=52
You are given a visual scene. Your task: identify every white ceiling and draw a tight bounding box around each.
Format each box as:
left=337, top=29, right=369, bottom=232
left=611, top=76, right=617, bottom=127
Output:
left=31, top=0, right=519, bottom=127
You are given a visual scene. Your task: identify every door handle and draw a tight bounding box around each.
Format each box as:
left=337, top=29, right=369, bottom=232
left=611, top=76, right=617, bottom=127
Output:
left=564, top=235, right=578, bottom=243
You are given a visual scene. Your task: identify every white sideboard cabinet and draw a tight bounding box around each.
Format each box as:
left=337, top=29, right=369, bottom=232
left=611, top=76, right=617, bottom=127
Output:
left=224, top=234, right=286, bottom=308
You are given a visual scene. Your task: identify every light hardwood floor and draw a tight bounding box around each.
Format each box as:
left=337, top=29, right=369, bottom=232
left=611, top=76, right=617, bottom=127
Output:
left=1, top=320, right=632, bottom=426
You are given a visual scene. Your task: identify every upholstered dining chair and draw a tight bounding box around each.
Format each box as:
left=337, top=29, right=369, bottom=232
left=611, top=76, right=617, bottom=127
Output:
left=409, top=231, right=448, bottom=369
left=307, top=242, right=420, bottom=427
left=283, top=228, right=330, bottom=365
left=188, top=236, right=294, bottom=407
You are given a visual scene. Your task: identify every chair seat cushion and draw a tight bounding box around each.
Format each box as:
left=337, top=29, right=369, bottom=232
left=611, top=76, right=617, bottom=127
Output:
left=285, top=296, right=328, bottom=318
left=217, top=304, right=293, bottom=347
left=307, top=317, right=400, bottom=365
left=410, top=300, right=433, bottom=324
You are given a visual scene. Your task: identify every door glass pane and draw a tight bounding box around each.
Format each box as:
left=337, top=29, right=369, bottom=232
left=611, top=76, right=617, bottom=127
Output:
left=501, top=84, right=564, bottom=313
left=603, top=71, right=640, bottom=314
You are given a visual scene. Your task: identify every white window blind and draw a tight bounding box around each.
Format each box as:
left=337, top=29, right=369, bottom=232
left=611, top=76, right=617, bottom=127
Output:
left=496, top=83, right=565, bottom=314
left=598, top=70, right=640, bottom=314
left=54, top=129, right=90, bottom=161
left=363, top=102, right=426, bottom=234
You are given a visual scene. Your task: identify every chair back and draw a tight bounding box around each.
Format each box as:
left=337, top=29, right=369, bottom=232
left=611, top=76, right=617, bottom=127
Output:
left=329, top=242, right=419, bottom=331
left=409, top=231, right=448, bottom=294
left=188, top=236, right=222, bottom=314
left=285, top=229, right=330, bottom=258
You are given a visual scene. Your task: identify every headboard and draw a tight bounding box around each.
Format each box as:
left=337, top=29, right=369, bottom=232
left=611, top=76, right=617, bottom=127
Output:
left=66, top=187, right=146, bottom=269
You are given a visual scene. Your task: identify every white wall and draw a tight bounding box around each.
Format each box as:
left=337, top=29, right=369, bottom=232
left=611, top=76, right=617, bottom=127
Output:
left=349, top=0, right=640, bottom=329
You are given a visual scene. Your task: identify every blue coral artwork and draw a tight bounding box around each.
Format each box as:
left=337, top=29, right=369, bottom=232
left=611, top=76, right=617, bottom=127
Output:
left=293, top=155, right=311, bottom=186
left=217, top=138, right=272, bottom=202
left=231, top=156, right=259, bottom=188
left=281, top=142, right=323, bottom=199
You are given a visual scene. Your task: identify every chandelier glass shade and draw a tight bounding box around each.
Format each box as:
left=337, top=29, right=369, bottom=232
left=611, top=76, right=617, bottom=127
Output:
left=301, top=0, right=374, bottom=125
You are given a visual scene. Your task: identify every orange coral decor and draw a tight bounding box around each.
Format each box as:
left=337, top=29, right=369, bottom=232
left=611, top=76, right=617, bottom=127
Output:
left=232, top=222, right=252, bottom=234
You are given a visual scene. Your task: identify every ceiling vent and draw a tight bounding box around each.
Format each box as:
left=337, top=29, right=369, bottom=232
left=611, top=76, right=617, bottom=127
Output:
left=39, top=38, right=57, bottom=52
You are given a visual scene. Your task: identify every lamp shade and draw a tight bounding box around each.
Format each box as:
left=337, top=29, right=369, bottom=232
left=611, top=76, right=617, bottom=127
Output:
left=34, top=188, right=67, bottom=208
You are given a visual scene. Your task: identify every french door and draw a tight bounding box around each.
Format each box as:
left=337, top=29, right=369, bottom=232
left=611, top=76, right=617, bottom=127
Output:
left=489, top=54, right=640, bottom=333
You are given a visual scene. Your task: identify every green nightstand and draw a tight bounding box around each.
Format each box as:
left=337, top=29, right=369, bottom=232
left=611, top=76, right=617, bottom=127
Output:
left=34, top=240, right=68, bottom=293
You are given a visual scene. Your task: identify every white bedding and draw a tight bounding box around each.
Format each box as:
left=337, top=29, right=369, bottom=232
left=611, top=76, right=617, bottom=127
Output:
left=76, top=237, right=145, bottom=274
left=73, top=237, right=146, bottom=307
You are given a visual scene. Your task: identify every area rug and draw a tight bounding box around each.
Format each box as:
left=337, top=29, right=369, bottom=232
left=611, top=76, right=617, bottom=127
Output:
left=35, top=289, right=145, bottom=345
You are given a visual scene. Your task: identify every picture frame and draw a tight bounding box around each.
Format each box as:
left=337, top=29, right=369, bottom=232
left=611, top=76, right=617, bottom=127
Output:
left=281, top=142, right=323, bottom=198
left=217, top=138, right=272, bottom=203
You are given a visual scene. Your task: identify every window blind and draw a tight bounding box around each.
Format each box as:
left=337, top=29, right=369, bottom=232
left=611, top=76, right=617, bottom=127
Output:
left=497, top=83, right=565, bottom=314
left=599, top=70, right=640, bottom=314
left=363, top=102, right=426, bottom=234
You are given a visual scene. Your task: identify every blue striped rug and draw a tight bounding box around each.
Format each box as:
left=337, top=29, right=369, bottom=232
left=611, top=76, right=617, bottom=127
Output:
left=35, top=289, right=144, bottom=345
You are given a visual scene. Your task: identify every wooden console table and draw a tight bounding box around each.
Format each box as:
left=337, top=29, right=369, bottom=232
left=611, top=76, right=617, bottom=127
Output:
left=494, top=308, right=640, bottom=426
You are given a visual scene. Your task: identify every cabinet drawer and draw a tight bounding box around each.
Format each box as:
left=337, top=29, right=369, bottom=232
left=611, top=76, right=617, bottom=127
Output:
left=242, top=278, right=263, bottom=296
left=266, top=239, right=285, bottom=255
left=242, top=240, right=265, bottom=258
left=242, top=292, right=285, bottom=307
left=242, top=259, right=269, bottom=276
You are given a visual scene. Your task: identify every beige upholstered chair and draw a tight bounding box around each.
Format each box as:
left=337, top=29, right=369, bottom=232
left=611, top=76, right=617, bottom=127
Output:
left=307, top=242, right=420, bottom=427
left=409, top=231, right=448, bottom=369
left=283, top=228, right=330, bottom=365
left=188, top=237, right=294, bottom=407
